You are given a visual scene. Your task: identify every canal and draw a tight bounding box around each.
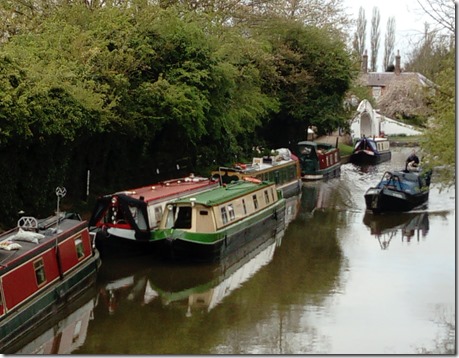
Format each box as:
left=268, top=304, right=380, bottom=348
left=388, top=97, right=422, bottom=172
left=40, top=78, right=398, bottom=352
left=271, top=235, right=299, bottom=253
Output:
left=11, top=147, right=456, bottom=354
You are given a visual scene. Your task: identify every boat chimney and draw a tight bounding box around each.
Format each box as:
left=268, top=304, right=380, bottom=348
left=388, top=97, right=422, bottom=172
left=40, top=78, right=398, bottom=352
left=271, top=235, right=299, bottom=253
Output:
left=362, top=50, right=368, bottom=73
left=395, top=50, right=401, bottom=75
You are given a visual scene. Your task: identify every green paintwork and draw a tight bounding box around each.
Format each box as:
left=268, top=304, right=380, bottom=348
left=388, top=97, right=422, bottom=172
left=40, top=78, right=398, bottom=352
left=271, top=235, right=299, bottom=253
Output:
left=151, top=180, right=286, bottom=246
left=167, top=180, right=279, bottom=206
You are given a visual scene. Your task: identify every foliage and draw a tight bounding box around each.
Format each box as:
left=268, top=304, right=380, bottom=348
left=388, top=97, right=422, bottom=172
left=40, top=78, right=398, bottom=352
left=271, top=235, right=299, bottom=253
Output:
left=0, top=0, right=354, bottom=225
left=256, top=19, right=353, bottom=146
left=352, top=7, right=366, bottom=57
left=377, top=76, right=433, bottom=124
left=369, top=7, right=380, bottom=72
left=382, top=17, right=395, bottom=71
left=420, top=51, right=455, bottom=185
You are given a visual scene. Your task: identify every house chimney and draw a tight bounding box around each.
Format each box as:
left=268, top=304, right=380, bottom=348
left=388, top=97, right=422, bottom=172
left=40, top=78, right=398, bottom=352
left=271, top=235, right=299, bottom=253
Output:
left=395, top=50, right=401, bottom=75
left=362, top=50, right=368, bottom=73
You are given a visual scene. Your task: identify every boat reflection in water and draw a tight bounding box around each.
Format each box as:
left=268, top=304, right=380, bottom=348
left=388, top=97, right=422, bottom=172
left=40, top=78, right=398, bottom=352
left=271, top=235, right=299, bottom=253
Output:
left=363, top=212, right=430, bottom=249
left=96, top=195, right=300, bottom=317
left=3, top=286, right=97, bottom=354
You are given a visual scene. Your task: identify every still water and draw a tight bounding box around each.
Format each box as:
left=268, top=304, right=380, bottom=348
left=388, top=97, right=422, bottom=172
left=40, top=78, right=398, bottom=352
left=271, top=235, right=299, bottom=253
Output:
left=9, top=147, right=456, bottom=354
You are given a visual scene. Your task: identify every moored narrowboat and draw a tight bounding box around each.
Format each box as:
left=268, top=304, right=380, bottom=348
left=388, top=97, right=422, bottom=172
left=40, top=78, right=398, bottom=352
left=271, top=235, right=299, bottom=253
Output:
left=296, top=141, right=341, bottom=181
left=88, top=174, right=219, bottom=256
left=350, top=136, right=392, bottom=165
left=151, top=179, right=287, bottom=261
left=0, top=212, right=100, bottom=350
left=211, top=148, right=301, bottom=198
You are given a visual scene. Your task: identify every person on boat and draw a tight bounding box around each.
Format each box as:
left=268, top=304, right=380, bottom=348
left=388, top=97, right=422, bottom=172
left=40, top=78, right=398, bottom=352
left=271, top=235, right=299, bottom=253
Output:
left=405, top=150, right=420, bottom=170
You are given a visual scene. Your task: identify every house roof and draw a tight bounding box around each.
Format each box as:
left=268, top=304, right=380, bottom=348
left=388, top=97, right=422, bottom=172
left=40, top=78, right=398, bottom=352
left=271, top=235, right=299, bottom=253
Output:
left=359, top=72, right=436, bottom=88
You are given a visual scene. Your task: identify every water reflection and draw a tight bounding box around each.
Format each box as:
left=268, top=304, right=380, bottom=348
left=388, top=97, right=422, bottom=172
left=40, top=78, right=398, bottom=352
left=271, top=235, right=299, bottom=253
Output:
left=96, top=196, right=301, bottom=317
left=98, top=233, right=279, bottom=317
left=363, top=212, right=430, bottom=249
left=3, top=286, right=97, bottom=354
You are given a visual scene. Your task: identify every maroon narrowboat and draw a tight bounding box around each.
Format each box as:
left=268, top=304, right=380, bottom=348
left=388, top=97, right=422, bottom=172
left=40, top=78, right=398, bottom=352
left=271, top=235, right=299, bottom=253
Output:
left=88, top=174, right=220, bottom=256
left=0, top=212, right=100, bottom=350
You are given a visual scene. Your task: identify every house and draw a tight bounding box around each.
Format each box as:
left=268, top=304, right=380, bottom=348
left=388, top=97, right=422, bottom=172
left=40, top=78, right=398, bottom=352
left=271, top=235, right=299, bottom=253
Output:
left=358, top=50, right=436, bottom=102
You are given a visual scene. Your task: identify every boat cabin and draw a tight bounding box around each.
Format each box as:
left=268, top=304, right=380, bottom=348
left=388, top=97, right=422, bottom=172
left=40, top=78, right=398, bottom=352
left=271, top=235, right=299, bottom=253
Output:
left=211, top=148, right=300, bottom=189
left=297, top=141, right=340, bottom=173
left=159, top=181, right=281, bottom=233
left=354, top=137, right=390, bottom=153
left=0, top=213, right=99, bottom=345
left=88, top=176, right=219, bottom=241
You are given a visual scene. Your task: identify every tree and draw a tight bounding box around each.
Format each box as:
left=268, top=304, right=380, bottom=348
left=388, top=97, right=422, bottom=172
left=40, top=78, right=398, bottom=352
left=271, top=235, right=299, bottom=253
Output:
left=417, top=0, right=455, bottom=34
left=377, top=76, right=432, bottom=123
left=352, top=7, right=366, bottom=57
left=256, top=19, right=353, bottom=147
left=383, top=16, right=395, bottom=71
left=369, top=6, right=380, bottom=72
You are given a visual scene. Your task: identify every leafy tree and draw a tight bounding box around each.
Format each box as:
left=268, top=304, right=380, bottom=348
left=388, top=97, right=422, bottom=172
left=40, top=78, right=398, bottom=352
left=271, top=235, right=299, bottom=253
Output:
left=256, top=19, right=353, bottom=147
left=419, top=46, right=455, bottom=185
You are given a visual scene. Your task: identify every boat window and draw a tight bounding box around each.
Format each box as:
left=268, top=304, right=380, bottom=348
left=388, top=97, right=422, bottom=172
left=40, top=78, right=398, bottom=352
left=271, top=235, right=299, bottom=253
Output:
left=253, top=194, right=258, bottom=210
left=154, top=206, right=163, bottom=224
left=199, top=210, right=209, bottom=216
left=271, top=188, right=275, bottom=202
left=264, top=190, right=270, bottom=204
left=274, top=171, right=280, bottom=184
left=75, top=237, right=85, bottom=260
left=128, top=204, right=147, bottom=230
left=300, top=146, right=311, bottom=155
left=174, top=206, right=192, bottom=229
left=242, top=199, right=247, bottom=215
left=164, top=206, right=176, bottom=228
left=221, top=207, right=228, bottom=224
left=228, top=204, right=235, bottom=221
left=34, top=258, right=47, bottom=287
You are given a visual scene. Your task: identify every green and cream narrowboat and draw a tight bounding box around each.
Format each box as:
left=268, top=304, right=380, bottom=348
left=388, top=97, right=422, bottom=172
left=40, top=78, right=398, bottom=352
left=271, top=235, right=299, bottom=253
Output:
left=210, top=148, right=301, bottom=199
left=151, top=180, right=287, bottom=261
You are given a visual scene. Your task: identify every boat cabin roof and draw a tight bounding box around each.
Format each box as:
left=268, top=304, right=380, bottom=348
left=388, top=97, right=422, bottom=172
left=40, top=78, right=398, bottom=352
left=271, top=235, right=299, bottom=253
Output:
left=168, top=180, right=275, bottom=207
left=0, top=213, right=87, bottom=273
left=106, top=176, right=218, bottom=203
left=298, top=141, right=334, bottom=150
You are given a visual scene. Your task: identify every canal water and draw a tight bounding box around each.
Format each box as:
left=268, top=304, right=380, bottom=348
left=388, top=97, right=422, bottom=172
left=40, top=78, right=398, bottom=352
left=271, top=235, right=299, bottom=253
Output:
left=9, top=147, right=456, bottom=354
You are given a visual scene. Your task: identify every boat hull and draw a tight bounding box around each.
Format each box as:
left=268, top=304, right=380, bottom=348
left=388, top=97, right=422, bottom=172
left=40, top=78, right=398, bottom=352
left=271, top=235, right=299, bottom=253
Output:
left=350, top=150, right=392, bottom=165
left=300, top=162, right=341, bottom=181
left=156, top=201, right=286, bottom=262
left=0, top=251, right=100, bottom=349
left=91, top=229, right=154, bottom=257
left=278, top=178, right=302, bottom=198
left=364, top=187, right=429, bottom=214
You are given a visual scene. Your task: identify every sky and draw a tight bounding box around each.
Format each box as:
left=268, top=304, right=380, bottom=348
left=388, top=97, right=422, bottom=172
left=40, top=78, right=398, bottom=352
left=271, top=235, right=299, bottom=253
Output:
left=343, top=0, right=432, bottom=71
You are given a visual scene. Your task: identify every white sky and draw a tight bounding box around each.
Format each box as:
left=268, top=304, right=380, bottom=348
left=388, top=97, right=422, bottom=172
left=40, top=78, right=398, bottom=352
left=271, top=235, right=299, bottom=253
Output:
left=343, top=0, right=432, bottom=71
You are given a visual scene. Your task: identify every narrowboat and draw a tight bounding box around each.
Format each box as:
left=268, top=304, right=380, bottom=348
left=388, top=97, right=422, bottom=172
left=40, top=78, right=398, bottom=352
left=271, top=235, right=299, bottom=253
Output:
left=0, top=212, right=100, bottom=350
left=364, top=169, right=432, bottom=214
left=296, top=141, right=341, bottom=181
left=151, top=179, right=287, bottom=261
left=350, top=136, right=391, bottom=165
left=88, top=174, right=219, bottom=256
left=211, top=148, right=301, bottom=198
